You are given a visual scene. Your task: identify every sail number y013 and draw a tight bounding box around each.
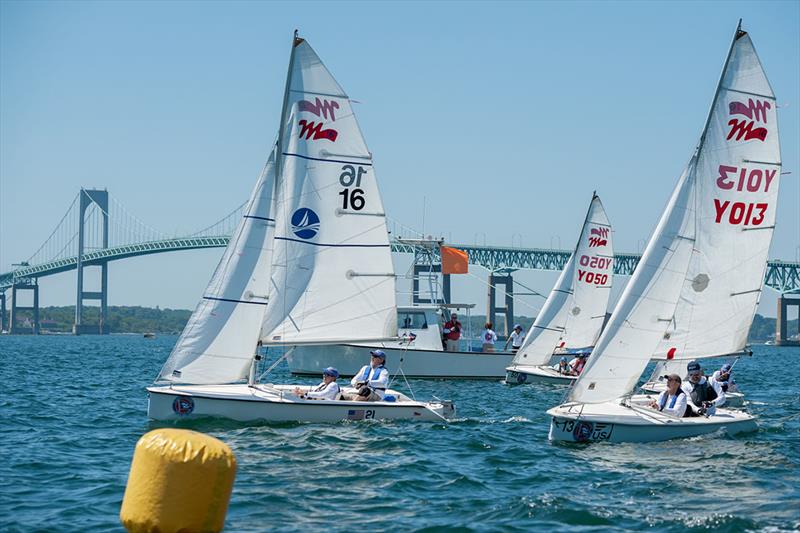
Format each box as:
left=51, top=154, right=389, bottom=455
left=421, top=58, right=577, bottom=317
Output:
left=713, top=164, right=775, bottom=227
left=339, top=165, right=368, bottom=211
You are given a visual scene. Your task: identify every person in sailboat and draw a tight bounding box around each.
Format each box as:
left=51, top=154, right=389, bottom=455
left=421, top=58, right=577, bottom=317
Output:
left=709, top=363, right=738, bottom=393
left=504, top=324, right=526, bottom=354
left=682, top=361, right=726, bottom=416
left=294, top=367, right=341, bottom=401
left=344, top=350, right=390, bottom=402
left=648, top=374, right=687, bottom=417
left=552, top=356, right=571, bottom=375
left=568, top=351, right=589, bottom=375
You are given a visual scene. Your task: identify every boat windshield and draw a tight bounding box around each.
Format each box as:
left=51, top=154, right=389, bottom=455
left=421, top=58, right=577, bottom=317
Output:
left=398, top=311, right=428, bottom=330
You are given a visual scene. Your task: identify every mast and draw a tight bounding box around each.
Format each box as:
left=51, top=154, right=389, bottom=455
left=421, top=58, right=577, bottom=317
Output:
left=275, top=29, right=302, bottom=181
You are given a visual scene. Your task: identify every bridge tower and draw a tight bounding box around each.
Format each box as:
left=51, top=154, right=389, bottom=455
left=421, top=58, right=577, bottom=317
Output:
left=9, top=278, right=40, bottom=334
left=73, top=188, right=110, bottom=335
left=487, top=270, right=515, bottom=337
left=0, top=290, right=6, bottom=332
left=776, top=295, right=800, bottom=346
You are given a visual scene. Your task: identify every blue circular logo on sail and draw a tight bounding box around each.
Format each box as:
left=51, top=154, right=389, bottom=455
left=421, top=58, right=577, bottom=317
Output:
left=291, top=208, right=320, bottom=239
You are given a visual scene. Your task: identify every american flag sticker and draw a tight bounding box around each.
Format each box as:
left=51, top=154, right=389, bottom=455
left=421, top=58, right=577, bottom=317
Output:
left=347, top=409, right=365, bottom=420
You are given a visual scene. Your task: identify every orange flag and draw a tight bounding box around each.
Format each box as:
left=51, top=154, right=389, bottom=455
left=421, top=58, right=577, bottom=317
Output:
left=441, top=246, right=468, bottom=274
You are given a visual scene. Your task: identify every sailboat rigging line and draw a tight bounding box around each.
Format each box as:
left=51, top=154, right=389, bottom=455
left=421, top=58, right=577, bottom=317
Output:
left=742, top=225, right=775, bottom=231
left=282, top=152, right=373, bottom=166
left=731, top=289, right=761, bottom=296
left=532, top=324, right=565, bottom=332
left=335, top=209, right=385, bottom=217
left=258, top=347, right=296, bottom=382
left=288, top=88, right=346, bottom=99
left=273, top=236, right=390, bottom=247
left=742, top=159, right=781, bottom=165
left=243, top=215, right=275, bottom=222
left=203, top=296, right=269, bottom=305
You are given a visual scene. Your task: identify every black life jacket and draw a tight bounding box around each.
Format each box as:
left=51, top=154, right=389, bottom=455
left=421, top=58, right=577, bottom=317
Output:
left=689, top=380, right=717, bottom=405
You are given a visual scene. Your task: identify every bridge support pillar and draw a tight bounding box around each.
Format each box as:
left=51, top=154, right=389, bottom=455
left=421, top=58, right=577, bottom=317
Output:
left=412, top=264, right=450, bottom=305
left=487, top=272, right=514, bottom=337
left=9, top=278, right=39, bottom=335
left=0, top=290, right=6, bottom=332
left=776, top=295, right=800, bottom=346
left=74, top=188, right=110, bottom=335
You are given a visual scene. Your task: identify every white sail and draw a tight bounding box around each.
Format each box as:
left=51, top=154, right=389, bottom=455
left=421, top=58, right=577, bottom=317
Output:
left=570, top=25, right=780, bottom=404
left=260, top=37, right=397, bottom=345
left=561, top=195, right=614, bottom=349
left=157, top=148, right=277, bottom=383
left=512, top=194, right=613, bottom=366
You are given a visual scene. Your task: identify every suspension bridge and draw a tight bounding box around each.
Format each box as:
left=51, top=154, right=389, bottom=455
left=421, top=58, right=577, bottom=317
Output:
left=2, top=188, right=799, bottom=336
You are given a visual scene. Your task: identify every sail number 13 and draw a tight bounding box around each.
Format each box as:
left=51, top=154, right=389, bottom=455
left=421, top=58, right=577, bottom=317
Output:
left=339, top=165, right=367, bottom=211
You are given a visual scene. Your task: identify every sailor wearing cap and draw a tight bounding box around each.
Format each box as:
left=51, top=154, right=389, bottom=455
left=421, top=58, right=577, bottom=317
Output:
left=710, top=363, right=738, bottom=393
left=648, top=373, right=687, bottom=417
left=294, top=367, right=341, bottom=401
left=552, top=356, right=571, bottom=375
left=504, top=324, right=526, bottom=353
left=681, top=360, right=726, bottom=416
left=567, top=351, right=590, bottom=376
left=344, top=350, right=390, bottom=401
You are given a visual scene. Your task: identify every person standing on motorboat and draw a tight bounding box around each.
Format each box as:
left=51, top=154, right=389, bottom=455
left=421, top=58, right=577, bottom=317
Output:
left=443, top=313, right=463, bottom=352
left=648, top=373, right=687, bottom=417
left=710, top=363, right=738, bottom=393
left=682, top=360, right=726, bottom=416
left=294, top=367, right=341, bottom=401
left=480, top=322, right=498, bottom=352
left=504, top=324, right=526, bottom=354
left=344, top=350, right=390, bottom=401
left=552, top=356, right=570, bottom=375
left=568, top=351, right=589, bottom=375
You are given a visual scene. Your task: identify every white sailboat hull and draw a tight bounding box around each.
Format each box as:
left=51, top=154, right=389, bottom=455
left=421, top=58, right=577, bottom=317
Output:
left=148, top=384, right=454, bottom=423
left=547, top=398, right=757, bottom=443
left=505, top=365, right=577, bottom=385
left=640, top=381, right=746, bottom=408
left=289, top=344, right=514, bottom=379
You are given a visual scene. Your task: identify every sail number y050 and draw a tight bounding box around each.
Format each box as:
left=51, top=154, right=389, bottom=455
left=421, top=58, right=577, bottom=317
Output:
left=339, top=165, right=368, bottom=211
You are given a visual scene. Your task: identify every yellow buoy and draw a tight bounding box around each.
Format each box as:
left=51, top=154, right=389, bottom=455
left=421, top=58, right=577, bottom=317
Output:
left=120, top=428, right=237, bottom=533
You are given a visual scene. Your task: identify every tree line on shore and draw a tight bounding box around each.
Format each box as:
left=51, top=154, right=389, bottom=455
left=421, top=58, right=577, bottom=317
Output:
left=5, top=306, right=793, bottom=342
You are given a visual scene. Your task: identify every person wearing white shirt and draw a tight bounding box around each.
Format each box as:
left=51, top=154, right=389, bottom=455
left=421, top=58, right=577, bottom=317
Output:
left=648, top=373, right=687, bottom=417
left=481, top=322, right=498, bottom=352
left=504, top=324, right=525, bottom=353
left=344, top=350, right=390, bottom=401
left=294, top=367, right=341, bottom=400
left=710, top=363, right=738, bottom=393
left=682, top=360, right=725, bottom=416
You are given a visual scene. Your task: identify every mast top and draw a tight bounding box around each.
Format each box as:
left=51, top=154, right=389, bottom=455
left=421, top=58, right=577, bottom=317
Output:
left=736, top=19, right=747, bottom=40
left=293, top=29, right=304, bottom=47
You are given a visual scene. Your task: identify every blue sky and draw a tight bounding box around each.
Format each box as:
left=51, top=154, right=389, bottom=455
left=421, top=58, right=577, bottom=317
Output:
left=1, top=1, right=798, bottom=318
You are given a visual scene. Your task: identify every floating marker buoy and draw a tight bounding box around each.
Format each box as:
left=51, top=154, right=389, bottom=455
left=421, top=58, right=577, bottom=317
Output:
left=120, top=428, right=237, bottom=533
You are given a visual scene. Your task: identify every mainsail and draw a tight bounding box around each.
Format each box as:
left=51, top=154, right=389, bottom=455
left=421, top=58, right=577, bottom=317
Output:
left=512, top=194, right=613, bottom=366
left=260, top=36, right=397, bottom=345
left=157, top=148, right=277, bottom=384
left=570, top=23, right=781, bottom=404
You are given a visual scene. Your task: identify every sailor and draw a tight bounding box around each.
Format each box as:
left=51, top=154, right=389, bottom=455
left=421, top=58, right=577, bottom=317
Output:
left=344, top=350, right=390, bottom=401
left=552, top=356, right=570, bottom=375
left=648, top=373, right=687, bottom=417
left=682, top=360, right=725, bottom=416
left=504, top=324, right=526, bottom=353
left=568, top=351, right=590, bottom=375
left=710, top=363, right=738, bottom=393
left=294, top=367, right=340, bottom=401
left=480, top=322, right=498, bottom=352
left=443, top=313, right=463, bottom=352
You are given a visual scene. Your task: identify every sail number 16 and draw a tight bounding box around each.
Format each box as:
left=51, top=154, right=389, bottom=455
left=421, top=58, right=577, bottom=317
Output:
left=339, top=164, right=367, bottom=211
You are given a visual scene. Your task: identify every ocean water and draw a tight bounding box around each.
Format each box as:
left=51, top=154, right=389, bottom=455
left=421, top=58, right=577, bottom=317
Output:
left=1, top=335, right=798, bottom=532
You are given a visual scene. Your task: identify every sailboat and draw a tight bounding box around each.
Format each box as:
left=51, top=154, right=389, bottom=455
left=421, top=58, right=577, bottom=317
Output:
left=505, top=193, right=613, bottom=384
left=548, top=21, right=779, bottom=443
left=147, top=32, right=455, bottom=423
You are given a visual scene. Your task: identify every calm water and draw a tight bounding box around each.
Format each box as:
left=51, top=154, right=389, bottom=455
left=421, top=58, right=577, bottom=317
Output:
left=1, top=335, right=798, bottom=532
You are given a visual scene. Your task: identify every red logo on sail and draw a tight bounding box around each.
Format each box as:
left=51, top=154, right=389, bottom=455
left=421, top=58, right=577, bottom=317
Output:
left=298, top=98, right=340, bottom=121
left=588, top=227, right=608, bottom=248
left=298, top=120, right=338, bottom=142
left=727, top=98, right=769, bottom=142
